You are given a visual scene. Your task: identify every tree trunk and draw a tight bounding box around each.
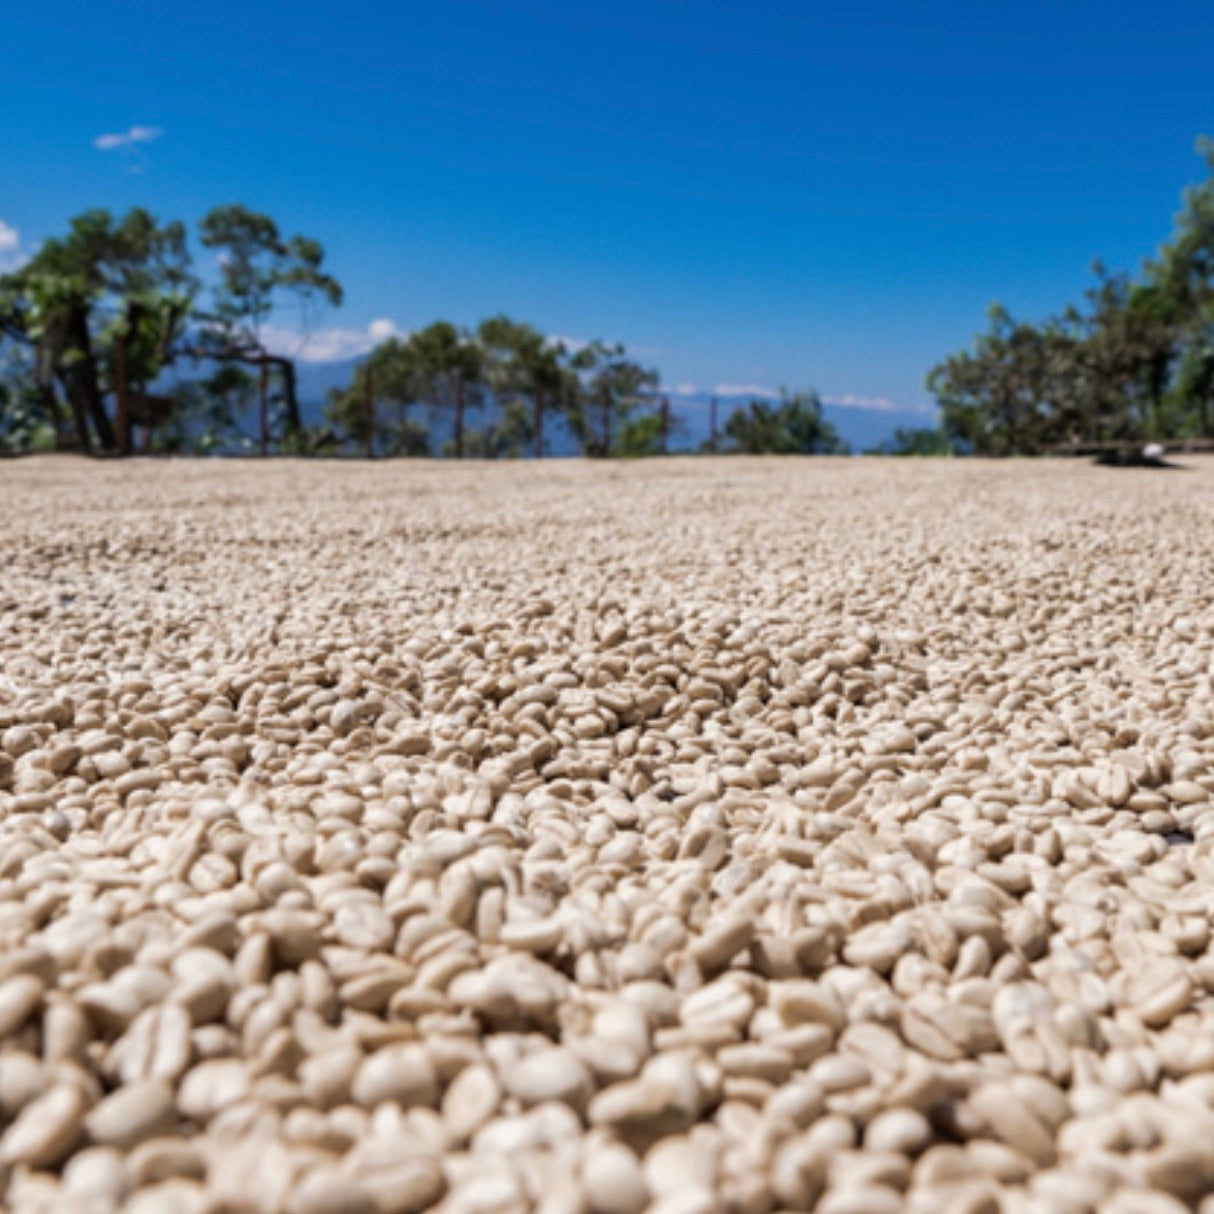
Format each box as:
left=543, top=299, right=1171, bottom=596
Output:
left=114, top=330, right=131, bottom=455
left=600, top=387, right=611, bottom=458
left=31, top=338, right=69, bottom=449
left=533, top=390, right=544, bottom=459
left=45, top=376, right=86, bottom=452
left=454, top=375, right=465, bottom=459
left=138, top=386, right=155, bottom=453
left=276, top=356, right=301, bottom=438
left=1148, top=351, right=1171, bottom=439
left=54, top=371, right=93, bottom=453
left=259, top=360, right=269, bottom=457
left=64, top=304, right=115, bottom=452
left=180, top=345, right=300, bottom=455
left=33, top=373, right=67, bottom=451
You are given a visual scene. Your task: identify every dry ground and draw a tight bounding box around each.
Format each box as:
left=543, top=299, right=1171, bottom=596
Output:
left=1, top=455, right=1214, bottom=1214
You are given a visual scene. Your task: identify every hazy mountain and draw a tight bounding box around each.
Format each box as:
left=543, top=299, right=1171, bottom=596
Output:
left=295, top=358, right=364, bottom=401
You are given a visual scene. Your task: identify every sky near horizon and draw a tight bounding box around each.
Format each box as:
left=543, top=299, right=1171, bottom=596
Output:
left=3, top=0, right=1214, bottom=416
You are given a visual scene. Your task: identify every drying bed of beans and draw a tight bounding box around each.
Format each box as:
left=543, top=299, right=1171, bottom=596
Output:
left=2, top=454, right=1214, bottom=1214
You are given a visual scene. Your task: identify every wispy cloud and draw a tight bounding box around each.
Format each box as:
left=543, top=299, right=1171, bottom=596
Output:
left=94, top=125, right=163, bottom=151
left=822, top=393, right=899, bottom=412
left=714, top=383, right=779, bottom=399
left=0, top=220, right=21, bottom=271
left=669, top=384, right=915, bottom=414
left=261, top=319, right=402, bottom=363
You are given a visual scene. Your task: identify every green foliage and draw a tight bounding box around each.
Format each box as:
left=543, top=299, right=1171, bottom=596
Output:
left=197, top=206, right=343, bottom=442
left=326, top=324, right=665, bottom=460
left=157, top=366, right=258, bottom=454
left=325, top=338, right=421, bottom=453
left=197, top=205, right=341, bottom=350
left=566, top=341, right=658, bottom=456
left=614, top=411, right=667, bottom=457
left=928, top=305, right=1068, bottom=455
left=0, top=339, right=54, bottom=452
left=409, top=322, right=485, bottom=458
left=459, top=400, right=532, bottom=459
left=878, top=426, right=955, bottom=456
left=0, top=204, right=345, bottom=455
left=325, top=323, right=485, bottom=457
left=0, top=207, right=197, bottom=453
left=722, top=391, right=847, bottom=455
left=929, top=137, right=1214, bottom=453
left=477, top=316, right=577, bottom=458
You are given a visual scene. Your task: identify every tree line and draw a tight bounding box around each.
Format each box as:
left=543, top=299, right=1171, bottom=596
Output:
left=22, top=137, right=1211, bottom=464
left=0, top=208, right=845, bottom=459
left=922, top=138, right=1214, bottom=456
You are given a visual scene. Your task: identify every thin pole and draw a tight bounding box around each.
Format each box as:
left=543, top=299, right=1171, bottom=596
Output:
left=659, top=396, right=670, bottom=455
left=259, top=360, right=269, bottom=457
left=709, top=396, right=718, bottom=453
left=364, top=364, right=375, bottom=459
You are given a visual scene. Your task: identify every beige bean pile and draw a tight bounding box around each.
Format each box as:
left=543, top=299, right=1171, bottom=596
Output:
left=1, top=455, right=1214, bottom=1214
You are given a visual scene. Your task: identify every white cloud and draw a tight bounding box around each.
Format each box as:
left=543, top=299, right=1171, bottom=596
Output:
left=672, top=382, right=698, bottom=396
left=94, top=125, right=163, bottom=151
left=368, top=317, right=400, bottom=343
left=714, top=383, right=779, bottom=399
left=0, top=220, right=20, bottom=271
left=260, top=319, right=403, bottom=363
left=261, top=326, right=376, bottom=363
left=822, top=393, right=899, bottom=412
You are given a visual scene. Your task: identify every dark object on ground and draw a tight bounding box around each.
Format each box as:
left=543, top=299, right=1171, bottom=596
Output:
left=1048, top=438, right=1214, bottom=464
left=1093, top=446, right=1181, bottom=469
left=1165, top=830, right=1194, bottom=846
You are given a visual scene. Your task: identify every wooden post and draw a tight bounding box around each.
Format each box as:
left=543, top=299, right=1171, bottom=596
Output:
left=113, top=330, right=131, bottom=456
left=709, top=397, right=718, bottom=453
left=259, top=360, right=269, bottom=457
left=659, top=396, right=670, bottom=455
left=364, top=363, right=374, bottom=459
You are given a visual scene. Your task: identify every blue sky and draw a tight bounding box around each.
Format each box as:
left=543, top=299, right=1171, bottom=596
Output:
left=3, top=0, right=1214, bottom=418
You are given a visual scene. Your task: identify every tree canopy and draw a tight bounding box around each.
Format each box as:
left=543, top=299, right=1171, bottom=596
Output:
left=722, top=391, right=847, bottom=455
left=0, top=208, right=195, bottom=453
left=927, top=137, right=1214, bottom=454
left=567, top=342, right=659, bottom=457
left=0, top=205, right=340, bottom=456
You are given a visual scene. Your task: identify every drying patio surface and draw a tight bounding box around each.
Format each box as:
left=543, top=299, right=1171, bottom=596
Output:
left=1, top=454, right=1214, bottom=1214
